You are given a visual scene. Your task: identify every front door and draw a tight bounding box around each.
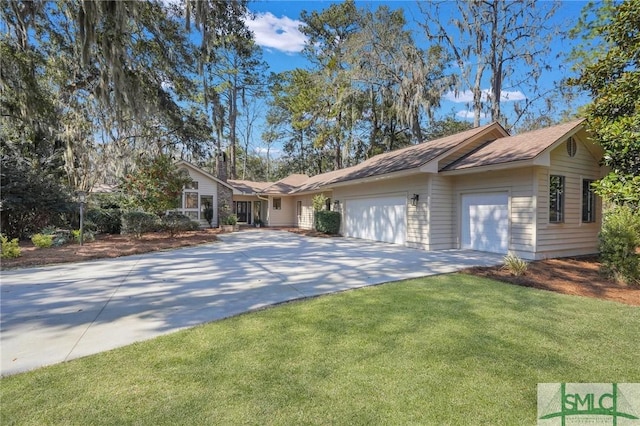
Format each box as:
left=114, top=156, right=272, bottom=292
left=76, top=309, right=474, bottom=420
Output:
left=236, top=201, right=249, bottom=223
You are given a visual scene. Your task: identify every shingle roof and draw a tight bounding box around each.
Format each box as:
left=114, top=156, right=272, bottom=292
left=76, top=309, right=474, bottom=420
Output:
left=441, top=119, right=585, bottom=171
left=227, top=180, right=273, bottom=194
left=261, top=174, right=309, bottom=194
left=292, top=123, right=499, bottom=193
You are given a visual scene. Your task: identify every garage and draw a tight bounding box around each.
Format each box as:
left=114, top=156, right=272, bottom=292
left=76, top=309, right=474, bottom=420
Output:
left=344, top=196, right=407, bottom=245
left=461, top=193, right=509, bottom=254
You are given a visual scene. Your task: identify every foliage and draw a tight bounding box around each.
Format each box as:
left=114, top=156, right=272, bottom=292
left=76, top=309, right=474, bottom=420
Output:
left=87, top=208, right=122, bottom=235
left=39, top=226, right=71, bottom=247
left=72, top=228, right=95, bottom=244
left=0, top=234, right=21, bottom=259
left=569, top=0, right=640, bottom=208
left=160, top=213, right=200, bottom=237
left=224, top=214, right=238, bottom=226
left=599, top=204, right=640, bottom=285
left=0, top=156, right=73, bottom=239
left=315, top=211, right=341, bottom=235
left=312, top=194, right=328, bottom=212
left=418, top=0, right=560, bottom=129
left=502, top=254, right=528, bottom=276
left=120, top=211, right=160, bottom=239
left=203, top=206, right=214, bottom=227
left=31, top=233, right=53, bottom=248
left=120, top=155, right=192, bottom=215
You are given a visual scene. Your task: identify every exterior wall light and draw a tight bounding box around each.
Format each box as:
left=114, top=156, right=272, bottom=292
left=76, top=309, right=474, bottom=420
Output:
left=410, top=194, right=419, bottom=207
left=333, top=200, right=340, bottom=210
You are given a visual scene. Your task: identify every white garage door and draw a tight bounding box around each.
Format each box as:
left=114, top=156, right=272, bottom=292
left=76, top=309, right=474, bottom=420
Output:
left=461, top=193, right=509, bottom=254
left=344, top=196, right=406, bottom=245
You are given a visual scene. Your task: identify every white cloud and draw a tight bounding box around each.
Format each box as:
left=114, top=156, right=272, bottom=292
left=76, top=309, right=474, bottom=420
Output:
left=444, top=89, right=527, bottom=103
left=245, top=12, right=307, bottom=54
left=456, top=110, right=487, bottom=120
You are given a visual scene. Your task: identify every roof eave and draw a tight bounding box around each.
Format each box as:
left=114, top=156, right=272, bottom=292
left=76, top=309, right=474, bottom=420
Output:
left=419, top=122, right=509, bottom=173
left=439, top=159, right=538, bottom=176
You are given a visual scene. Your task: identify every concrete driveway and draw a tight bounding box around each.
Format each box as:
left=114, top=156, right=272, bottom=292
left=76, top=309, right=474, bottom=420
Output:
left=0, top=230, right=503, bottom=376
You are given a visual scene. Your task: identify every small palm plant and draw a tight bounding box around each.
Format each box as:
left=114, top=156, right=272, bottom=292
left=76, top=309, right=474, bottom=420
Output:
left=502, top=253, right=528, bottom=276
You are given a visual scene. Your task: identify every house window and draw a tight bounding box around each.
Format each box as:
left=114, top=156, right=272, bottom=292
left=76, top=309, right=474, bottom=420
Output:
left=297, top=200, right=302, bottom=217
left=185, top=192, right=198, bottom=209
left=549, top=175, right=565, bottom=223
left=273, top=197, right=282, bottom=210
left=185, top=181, right=198, bottom=190
left=582, top=179, right=596, bottom=223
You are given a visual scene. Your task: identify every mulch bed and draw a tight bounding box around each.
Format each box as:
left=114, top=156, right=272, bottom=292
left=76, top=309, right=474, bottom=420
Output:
left=463, top=256, right=640, bottom=306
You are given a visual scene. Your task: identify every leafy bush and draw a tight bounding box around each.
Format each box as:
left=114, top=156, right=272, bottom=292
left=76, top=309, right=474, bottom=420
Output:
left=31, top=233, right=53, bottom=248
left=599, top=204, right=640, bottom=285
left=87, top=208, right=122, bottom=234
left=224, top=214, right=238, bottom=226
left=71, top=229, right=96, bottom=243
left=312, top=194, right=328, bottom=212
left=315, top=211, right=341, bottom=235
left=502, top=253, right=528, bottom=276
left=121, top=211, right=160, bottom=238
left=203, top=206, right=214, bottom=227
left=161, top=213, right=200, bottom=237
left=1, top=234, right=21, bottom=259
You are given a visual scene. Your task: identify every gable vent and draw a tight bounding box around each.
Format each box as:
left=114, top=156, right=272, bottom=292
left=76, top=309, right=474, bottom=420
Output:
left=566, top=137, right=577, bottom=157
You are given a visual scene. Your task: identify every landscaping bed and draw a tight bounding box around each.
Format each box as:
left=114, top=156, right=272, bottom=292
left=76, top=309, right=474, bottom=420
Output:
left=0, top=229, right=221, bottom=270
left=464, top=256, right=640, bottom=306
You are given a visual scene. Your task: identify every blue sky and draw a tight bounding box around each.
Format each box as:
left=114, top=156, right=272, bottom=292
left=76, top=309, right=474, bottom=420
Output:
left=244, top=0, right=590, bottom=125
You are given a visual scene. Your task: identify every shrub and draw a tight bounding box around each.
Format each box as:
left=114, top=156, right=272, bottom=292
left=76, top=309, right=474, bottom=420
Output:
left=87, top=208, right=122, bottom=234
left=203, top=206, right=214, bottom=227
left=71, top=229, right=96, bottom=243
left=599, top=204, right=640, bottom=285
left=312, top=194, right=328, bottom=212
left=161, top=213, right=200, bottom=237
left=121, top=211, right=159, bottom=238
left=502, top=253, right=528, bottom=276
left=225, top=214, right=238, bottom=226
left=1, top=234, right=21, bottom=259
left=40, top=226, right=71, bottom=247
left=31, top=233, right=53, bottom=248
left=315, top=211, right=341, bottom=235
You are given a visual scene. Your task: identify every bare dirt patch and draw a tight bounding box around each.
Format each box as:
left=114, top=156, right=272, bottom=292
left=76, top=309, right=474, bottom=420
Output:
left=1, top=228, right=221, bottom=270
left=464, top=256, right=640, bottom=306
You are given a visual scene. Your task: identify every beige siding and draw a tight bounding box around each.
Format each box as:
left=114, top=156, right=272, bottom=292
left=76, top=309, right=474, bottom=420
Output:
left=429, top=175, right=455, bottom=250
left=453, top=168, right=536, bottom=258
left=293, top=191, right=333, bottom=229
left=179, top=167, right=219, bottom=227
left=267, top=196, right=296, bottom=227
left=332, top=175, right=429, bottom=248
left=535, top=139, right=602, bottom=259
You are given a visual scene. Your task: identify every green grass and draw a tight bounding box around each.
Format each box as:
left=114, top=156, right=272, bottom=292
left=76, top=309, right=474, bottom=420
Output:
left=2, top=274, right=639, bottom=425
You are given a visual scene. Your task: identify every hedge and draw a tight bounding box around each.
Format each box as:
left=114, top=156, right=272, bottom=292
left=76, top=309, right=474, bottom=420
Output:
left=315, top=211, right=341, bottom=235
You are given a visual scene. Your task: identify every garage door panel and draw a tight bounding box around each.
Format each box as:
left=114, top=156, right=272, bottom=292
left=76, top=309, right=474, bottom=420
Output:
left=345, top=196, right=406, bottom=245
left=461, top=193, right=509, bottom=254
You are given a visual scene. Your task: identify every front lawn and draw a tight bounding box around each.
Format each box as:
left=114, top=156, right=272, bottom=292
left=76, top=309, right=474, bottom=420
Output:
left=2, top=274, right=638, bottom=425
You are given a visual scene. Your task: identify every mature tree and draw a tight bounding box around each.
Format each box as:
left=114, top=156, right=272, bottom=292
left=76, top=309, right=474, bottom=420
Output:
left=569, top=0, right=640, bottom=206
left=299, top=0, right=361, bottom=170
left=120, top=154, right=192, bottom=215
left=419, top=0, right=559, bottom=129
left=205, top=37, right=267, bottom=179
left=346, top=6, right=452, bottom=153
left=422, top=118, right=473, bottom=141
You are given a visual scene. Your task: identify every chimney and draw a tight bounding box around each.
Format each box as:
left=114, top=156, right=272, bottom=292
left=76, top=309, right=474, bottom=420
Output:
left=216, top=151, right=227, bottom=182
